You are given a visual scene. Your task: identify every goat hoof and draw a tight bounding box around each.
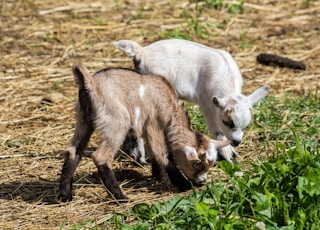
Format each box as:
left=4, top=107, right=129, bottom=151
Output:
left=57, top=193, right=73, bottom=202
left=138, top=159, right=148, bottom=165
left=134, top=157, right=147, bottom=166
left=114, top=194, right=129, bottom=202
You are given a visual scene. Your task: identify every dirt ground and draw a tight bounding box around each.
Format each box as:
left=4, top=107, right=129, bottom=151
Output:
left=0, top=0, right=319, bottom=229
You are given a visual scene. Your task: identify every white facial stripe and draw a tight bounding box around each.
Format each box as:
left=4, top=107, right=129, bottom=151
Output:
left=139, top=85, right=145, bottom=99
left=206, top=140, right=218, bottom=162
left=134, top=107, right=141, bottom=127
left=184, top=146, right=197, bottom=160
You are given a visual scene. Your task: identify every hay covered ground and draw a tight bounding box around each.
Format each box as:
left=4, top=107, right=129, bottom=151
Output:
left=0, top=0, right=319, bottom=229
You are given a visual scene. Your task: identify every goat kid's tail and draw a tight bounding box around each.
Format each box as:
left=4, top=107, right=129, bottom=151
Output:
left=73, top=62, right=98, bottom=93
left=113, top=40, right=142, bottom=57
left=73, top=62, right=99, bottom=112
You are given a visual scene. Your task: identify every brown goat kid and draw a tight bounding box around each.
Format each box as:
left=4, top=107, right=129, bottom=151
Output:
left=58, top=62, right=229, bottom=201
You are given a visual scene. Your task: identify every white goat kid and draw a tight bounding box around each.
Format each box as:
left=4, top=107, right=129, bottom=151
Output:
left=113, top=39, right=270, bottom=163
left=58, top=62, right=230, bottom=202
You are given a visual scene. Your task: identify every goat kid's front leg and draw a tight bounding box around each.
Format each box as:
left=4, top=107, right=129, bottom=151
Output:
left=151, top=151, right=192, bottom=191
left=92, top=142, right=128, bottom=201
left=151, top=159, right=170, bottom=184
left=166, top=154, right=192, bottom=191
left=202, top=108, right=238, bottom=163
left=145, top=126, right=171, bottom=184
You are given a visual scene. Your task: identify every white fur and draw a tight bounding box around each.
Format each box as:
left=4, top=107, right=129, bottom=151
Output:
left=138, top=84, right=145, bottom=99
left=183, top=146, right=198, bottom=161
left=206, top=140, right=219, bottom=163
left=134, top=107, right=141, bottom=128
left=114, top=39, right=270, bottom=163
left=196, top=173, right=207, bottom=183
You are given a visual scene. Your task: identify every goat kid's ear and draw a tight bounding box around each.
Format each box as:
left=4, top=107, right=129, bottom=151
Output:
left=184, top=146, right=200, bottom=161
left=112, top=40, right=141, bottom=57
left=248, top=85, right=270, bottom=106
left=213, top=140, right=231, bottom=149
left=212, top=96, right=227, bottom=109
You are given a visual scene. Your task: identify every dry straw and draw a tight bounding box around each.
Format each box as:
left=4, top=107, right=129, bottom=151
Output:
left=0, top=0, right=319, bottom=229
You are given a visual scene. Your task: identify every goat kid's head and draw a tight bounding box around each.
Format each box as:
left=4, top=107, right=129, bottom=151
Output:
left=173, top=135, right=230, bottom=185
left=212, top=85, right=270, bottom=147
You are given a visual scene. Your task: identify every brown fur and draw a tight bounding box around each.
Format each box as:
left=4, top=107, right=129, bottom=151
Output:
left=58, top=62, right=228, bottom=202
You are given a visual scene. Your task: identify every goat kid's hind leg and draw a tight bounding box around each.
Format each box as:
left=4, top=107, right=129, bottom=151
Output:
left=58, top=120, right=94, bottom=202
left=58, top=103, right=94, bottom=202
left=58, top=151, right=82, bottom=202
left=92, top=141, right=128, bottom=201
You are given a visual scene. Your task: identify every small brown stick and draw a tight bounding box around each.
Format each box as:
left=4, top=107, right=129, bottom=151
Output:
left=257, top=53, right=306, bottom=70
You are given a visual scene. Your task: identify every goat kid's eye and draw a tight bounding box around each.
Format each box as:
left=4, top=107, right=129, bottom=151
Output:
left=223, top=119, right=235, bottom=129
left=192, top=161, right=205, bottom=171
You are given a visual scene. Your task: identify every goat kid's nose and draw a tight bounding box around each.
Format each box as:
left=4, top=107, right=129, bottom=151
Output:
left=232, top=140, right=241, bottom=147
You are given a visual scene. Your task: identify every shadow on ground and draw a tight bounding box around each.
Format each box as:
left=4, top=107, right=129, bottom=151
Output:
left=0, top=166, right=173, bottom=205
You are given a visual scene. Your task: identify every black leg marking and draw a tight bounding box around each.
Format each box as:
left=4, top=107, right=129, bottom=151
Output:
left=166, top=156, right=192, bottom=192
left=58, top=154, right=81, bottom=202
left=97, top=164, right=128, bottom=201
left=151, top=160, right=170, bottom=183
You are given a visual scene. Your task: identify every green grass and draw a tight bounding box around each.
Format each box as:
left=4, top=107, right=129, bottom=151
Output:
left=66, top=92, right=319, bottom=229
left=253, top=93, right=319, bottom=156
left=113, top=142, right=320, bottom=229
left=193, top=0, right=244, bottom=14
left=163, top=0, right=244, bottom=39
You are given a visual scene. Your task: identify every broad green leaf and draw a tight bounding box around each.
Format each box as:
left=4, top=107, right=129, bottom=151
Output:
left=195, top=202, right=209, bottom=212
left=252, top=191, right=272, bottom=218
left=219, top=160, right=241, bottom=176
left=132, top=203, right=155, bottom=220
